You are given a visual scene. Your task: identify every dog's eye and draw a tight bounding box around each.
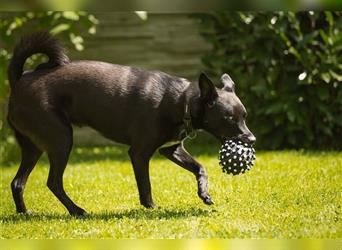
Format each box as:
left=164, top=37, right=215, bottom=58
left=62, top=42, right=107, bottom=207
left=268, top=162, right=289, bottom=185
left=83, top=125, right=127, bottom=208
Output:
left=207, top=101, right=215, bottom=108
left=224, top=115, right=234, bottom=121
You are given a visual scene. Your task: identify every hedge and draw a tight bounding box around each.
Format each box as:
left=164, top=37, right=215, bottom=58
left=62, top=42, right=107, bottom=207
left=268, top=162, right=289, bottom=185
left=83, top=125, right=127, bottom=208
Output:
left=194, top=11, right=342, bottom=149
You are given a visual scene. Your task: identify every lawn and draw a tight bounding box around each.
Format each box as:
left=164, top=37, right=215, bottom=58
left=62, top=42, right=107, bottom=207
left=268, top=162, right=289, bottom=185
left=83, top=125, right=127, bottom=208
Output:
left=0, top=138, right=341, bottom=239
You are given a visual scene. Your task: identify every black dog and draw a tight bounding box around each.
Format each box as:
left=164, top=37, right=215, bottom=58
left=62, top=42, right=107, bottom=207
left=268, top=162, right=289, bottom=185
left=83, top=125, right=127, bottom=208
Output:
left=7, top=32, right=256, bottom=216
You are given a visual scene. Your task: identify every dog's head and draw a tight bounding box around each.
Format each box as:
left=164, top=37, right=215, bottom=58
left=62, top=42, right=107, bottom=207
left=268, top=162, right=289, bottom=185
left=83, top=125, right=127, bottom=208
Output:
left=197, top=73, right=256, bottom=144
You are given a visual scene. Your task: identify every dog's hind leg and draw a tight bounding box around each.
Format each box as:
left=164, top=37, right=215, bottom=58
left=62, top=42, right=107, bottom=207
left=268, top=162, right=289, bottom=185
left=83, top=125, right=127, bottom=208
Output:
left=159, top=142, right=214, bottom=205
left=10, top=129, right=42, bottom=214
left=44, top=118, right=87, bottom=217
left=9, top=104, right=86, bottom=216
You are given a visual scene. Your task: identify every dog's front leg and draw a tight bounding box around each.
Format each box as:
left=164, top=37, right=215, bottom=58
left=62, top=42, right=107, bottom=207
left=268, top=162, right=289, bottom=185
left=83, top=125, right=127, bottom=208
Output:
left=128, top=147, right=156, bottom=208
left=159, top=143, right=214, bottom=205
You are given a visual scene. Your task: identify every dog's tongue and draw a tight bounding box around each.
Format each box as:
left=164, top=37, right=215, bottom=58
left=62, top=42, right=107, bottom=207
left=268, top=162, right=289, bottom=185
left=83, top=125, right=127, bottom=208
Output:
left=219, top=139, right=256, bottom=175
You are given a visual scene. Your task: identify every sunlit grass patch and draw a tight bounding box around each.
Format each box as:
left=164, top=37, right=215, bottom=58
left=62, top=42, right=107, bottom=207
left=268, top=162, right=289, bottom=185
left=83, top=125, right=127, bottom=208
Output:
left=1, top=144, right=341, bottom=239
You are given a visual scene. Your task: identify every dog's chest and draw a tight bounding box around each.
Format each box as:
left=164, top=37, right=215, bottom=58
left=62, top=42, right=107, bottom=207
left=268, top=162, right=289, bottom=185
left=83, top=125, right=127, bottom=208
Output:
left=159, top=125, right=188, bottom=149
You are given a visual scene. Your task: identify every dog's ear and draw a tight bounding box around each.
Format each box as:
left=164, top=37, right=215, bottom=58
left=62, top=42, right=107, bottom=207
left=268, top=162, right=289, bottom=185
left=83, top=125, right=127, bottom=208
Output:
left=220, top=73, right=235, bottom=92
left=199, top=73, right=218, bottom=106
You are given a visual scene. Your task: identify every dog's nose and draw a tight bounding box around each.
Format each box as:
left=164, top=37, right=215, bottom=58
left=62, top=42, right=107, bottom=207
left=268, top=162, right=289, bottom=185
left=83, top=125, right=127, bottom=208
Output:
left=248, top=135, right=256, bottom=144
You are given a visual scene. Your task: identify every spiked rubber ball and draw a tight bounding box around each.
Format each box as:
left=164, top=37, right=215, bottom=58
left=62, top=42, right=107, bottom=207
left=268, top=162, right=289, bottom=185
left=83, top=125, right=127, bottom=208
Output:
left=219, top=139, right=256, bottom=175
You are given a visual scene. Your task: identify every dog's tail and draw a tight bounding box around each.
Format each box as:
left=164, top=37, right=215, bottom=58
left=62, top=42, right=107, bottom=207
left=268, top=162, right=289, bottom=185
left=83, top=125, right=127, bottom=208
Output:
left=8, top=31, right=70, bottom=88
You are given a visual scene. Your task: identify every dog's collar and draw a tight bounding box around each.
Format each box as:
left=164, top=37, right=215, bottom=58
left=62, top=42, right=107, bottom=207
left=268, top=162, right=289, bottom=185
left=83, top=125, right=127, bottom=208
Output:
left=183, top=102, right=197, bottom=139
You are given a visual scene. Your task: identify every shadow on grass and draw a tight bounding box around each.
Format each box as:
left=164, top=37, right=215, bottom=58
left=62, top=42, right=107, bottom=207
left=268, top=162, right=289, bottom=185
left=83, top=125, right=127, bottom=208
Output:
left=1, top=207, right=215, bottom=223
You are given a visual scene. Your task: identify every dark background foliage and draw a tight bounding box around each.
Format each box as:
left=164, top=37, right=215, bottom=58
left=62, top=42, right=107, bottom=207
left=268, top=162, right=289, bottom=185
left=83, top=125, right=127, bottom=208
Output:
left=194, top=11, right=342, bottom=149
left=1, top=12, right=341, bottom=164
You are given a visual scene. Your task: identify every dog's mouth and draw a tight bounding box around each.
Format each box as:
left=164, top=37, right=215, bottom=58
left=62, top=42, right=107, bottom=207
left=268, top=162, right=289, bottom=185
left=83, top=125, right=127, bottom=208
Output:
left=221, top=136, right=230, bottom=144
left=221, top=136, right=254, bottom=145
left=221, top=136, right=237, bottom=144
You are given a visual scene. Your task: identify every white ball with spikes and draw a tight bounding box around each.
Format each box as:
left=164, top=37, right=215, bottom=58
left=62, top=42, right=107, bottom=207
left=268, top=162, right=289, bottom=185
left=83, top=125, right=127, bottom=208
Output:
left=219, top=139, right=256, bottom=175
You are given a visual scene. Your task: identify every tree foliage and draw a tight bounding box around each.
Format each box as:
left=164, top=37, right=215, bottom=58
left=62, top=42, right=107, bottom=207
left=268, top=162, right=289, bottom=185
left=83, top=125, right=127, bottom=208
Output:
left=0, top=11, right=98, bottom=162
left=195, top=11, right=342, bottom=149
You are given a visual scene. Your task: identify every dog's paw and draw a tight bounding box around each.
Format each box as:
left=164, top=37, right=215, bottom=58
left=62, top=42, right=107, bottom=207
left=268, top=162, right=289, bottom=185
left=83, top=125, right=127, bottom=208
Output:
left=203, top=196, right=214, bottom=205
left=70, top=208, right=89, bottom=218
left=141, top=202, right=158, bottom=209
left=199, top=193, right=214, bottom=205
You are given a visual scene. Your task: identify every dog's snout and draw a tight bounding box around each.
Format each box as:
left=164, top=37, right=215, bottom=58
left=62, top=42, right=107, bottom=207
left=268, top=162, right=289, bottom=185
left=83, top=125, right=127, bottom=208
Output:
left=239, top=134, right=256, bottom=144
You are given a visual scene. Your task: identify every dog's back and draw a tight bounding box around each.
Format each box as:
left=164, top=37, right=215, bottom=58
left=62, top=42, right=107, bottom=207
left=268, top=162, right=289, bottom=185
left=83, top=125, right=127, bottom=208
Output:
left=8, top=32, right=190, bottom=146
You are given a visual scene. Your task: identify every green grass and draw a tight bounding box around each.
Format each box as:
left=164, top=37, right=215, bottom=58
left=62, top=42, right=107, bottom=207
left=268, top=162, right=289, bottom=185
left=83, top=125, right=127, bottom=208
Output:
left=0, top=140, right=341, bottom=239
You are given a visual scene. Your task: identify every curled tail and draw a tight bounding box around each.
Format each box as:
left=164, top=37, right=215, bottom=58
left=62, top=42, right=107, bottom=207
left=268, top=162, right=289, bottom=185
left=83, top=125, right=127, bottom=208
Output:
left=8, top=31, right=70, bottom=88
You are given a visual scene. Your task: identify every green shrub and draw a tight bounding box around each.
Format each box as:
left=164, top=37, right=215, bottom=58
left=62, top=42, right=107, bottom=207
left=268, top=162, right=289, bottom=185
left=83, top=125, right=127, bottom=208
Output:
left=194, top=11, right=342, bottom=149
left=0, top=12, right=98, bottom=163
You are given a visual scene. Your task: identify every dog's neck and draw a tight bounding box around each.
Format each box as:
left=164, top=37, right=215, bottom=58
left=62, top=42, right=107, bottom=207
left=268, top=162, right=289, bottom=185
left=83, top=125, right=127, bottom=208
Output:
left=183, top=82, right=205, bottom=131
